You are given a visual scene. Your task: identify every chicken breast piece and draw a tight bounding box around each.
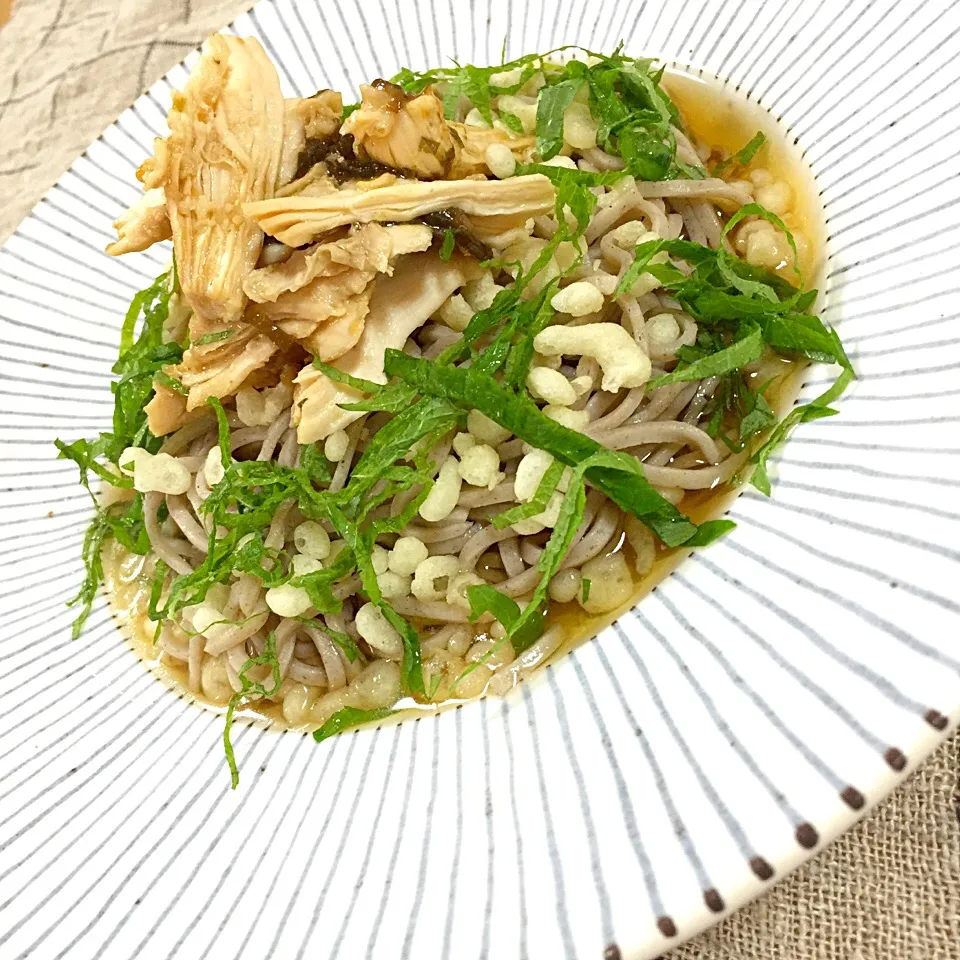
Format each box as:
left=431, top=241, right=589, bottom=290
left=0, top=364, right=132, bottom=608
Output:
left=244, top=223, right=433, bottom=358
left=243, top=174, right=555, bottom=248
left=341, top=80, right=534, bottom=180
left=144, top=383, right=189, bottom=437
left=342, top=81, right=455, bottom=178
left=106, top=188, right=172, bottom=256
left=292, top=292, right=371, bottom=362
left=278, top=89, right=345, bottom=186
left=243, top=223, right=432, bottom=303
left=249, top=287, right=372, bottom=361
left=180, top=328, right=279, bottom=412
left=143, top=326, right=280, bottom=436
left=139, top=35, right=285, bottom=328
left=293, top=251, right=477, bottom=443
left=275, top=164, right=340, bottom=200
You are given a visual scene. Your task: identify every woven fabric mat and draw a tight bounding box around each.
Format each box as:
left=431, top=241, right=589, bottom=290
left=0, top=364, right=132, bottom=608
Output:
left=1, top=2, right=958, bottom=957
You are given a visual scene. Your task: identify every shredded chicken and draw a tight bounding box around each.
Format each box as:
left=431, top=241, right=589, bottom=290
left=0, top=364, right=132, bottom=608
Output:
left=144, top=383, right=189, bottom=437
left=179, top=329, right=279, bottom=405
left=131, top=34, right=297, bottom=436
left=294, top=251, right=477, bottom=442
left=259, top=291, right=372, bottom=362
left=139, top=35, right=285, bottom=328
left=245, top=223, right=433, bottom=360
left=278, top=90, right=344, bottom=185
left=243, top=222, right=432, bottom=358
left=447, top=121, right=535, bottom=177
left=243, top=174, right=555, bottom=248
left=341, top=81, right=454, bottom=178
left=342, top=81, right=534, bottom=180
left=301, top=90, right=345, bottom=141
left=244, top=223, right=431, bottom=303
left=117, top=38, right=547, bottom=439
left=145, top=326, right=281, bottom=438
left=106, top=188, right=172, bottom=256
left=275, top=165, right=340, bottom=200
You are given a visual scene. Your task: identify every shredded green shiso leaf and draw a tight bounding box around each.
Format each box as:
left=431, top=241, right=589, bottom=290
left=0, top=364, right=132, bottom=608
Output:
left=393, top=44, right=691, bottom=181
left=55, top=267, right=180, bottom=637
left=223, top=630, right=282, bottom=787
left=313, top=706, right=399, bottom=743
left=713, top=130, right=767, bottom=175
left=55, top=44, right=852, bottom=786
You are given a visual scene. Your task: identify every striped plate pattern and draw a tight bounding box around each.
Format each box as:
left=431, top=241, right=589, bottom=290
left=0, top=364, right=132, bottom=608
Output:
left=1, top=1, right=959, bottom=958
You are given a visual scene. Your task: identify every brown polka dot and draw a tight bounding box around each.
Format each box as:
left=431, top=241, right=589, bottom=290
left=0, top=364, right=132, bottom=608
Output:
left=840, top=786, right=865, bottom=810
left=703, top=888, right=725, bottom=912
left=603, top=945, right=622, bottom=960
left=656, top=916, right=677, bottom=938
left=924, top=709, right=948, bottom=731
left=749, top=856, right=775, bottom=880
left=884, top=747, right=907, bottom=771
left=795, top=822, right=819, bottom=848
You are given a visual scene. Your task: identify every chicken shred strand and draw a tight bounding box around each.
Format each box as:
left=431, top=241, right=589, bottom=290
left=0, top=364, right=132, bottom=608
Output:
left=115, top=35, right=553, bottom=442
left=106, top=188, right=172, bottom=256
left=243, top=174, right=555, bottom=248
left=140, top=35, right=285, bottom=329
left=294, top=251, right=478, bottom=443
left=342, top=80, right=534, bottom=180
left=244, top=222, right=433, bottom=358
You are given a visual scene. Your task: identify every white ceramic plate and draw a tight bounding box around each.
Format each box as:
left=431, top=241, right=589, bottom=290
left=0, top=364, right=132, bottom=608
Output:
left=1, top=1, right=959, bottom=957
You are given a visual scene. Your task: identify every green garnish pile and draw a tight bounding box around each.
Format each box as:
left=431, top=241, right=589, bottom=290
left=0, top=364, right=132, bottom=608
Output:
left=56, top=46, right=851, bottom=786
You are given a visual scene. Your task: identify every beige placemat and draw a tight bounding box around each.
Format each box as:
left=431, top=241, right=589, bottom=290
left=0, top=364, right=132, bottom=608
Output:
left=1, top=2, right=958, bottom=956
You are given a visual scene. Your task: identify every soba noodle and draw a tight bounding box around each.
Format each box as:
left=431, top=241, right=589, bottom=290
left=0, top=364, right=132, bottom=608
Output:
left=59, top=39, right=844, bottom=784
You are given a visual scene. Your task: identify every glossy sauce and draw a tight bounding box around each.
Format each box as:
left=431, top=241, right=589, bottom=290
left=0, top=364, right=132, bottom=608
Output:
left=103, top=70, right=825, bottom=725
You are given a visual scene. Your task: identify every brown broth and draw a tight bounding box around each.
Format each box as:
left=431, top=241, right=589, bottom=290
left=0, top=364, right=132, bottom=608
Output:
left=662, top=69, right=825, bottom=286
left=544, top=358, right=810, bottom=663
left=103, top=70, right=825, bottom=728
left=103, top=541, right=293, bottom=726
left=103, top=542, right=190, bottom=696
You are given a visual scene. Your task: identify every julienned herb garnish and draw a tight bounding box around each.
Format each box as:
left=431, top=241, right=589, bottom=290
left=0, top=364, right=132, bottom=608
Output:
left=648, top=326, right=764, bottom=389
left=382, top=350, right=735, bottom=549
left=439, top=228, right=457, bottom=261
left=193, top=329, right=235, bottom=346
left=746, top=339, right=854, bottom=495
left=56, top=269, right=177, bottom=486
left=713, top=130, right=767, bottom=175
left=223, top=631, right=282, bottom=788
left=207, top=397, right=232, bottom=470
left=313, top=706, right=399, bottom=743
left=155, top=371, right=188, bottom=395
left=54, top=43, right=852, bottom=787
left=55, top=267, right=178, bottom=635
left=615, top=207, right=853, bottom=477
left=535, top=78, right=583, bottom=159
